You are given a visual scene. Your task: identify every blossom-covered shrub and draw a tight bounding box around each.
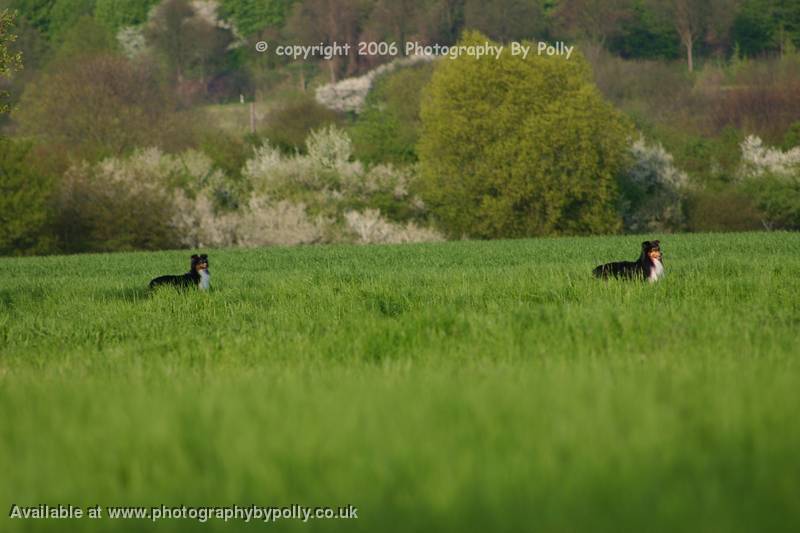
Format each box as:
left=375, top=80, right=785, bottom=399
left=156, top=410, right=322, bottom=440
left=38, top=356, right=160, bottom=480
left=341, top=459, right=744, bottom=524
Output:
left=236, top=199, right=329, bottom=247
left=56, top=128, right=441, bottom=251
left=617, top=138, right=688, bottom=233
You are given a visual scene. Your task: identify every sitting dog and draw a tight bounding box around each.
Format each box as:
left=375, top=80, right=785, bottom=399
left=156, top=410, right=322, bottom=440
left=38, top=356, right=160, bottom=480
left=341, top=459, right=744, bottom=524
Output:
left=149, top=254, right=210, bottom=291
left=593, top=240, right=664, bottom=283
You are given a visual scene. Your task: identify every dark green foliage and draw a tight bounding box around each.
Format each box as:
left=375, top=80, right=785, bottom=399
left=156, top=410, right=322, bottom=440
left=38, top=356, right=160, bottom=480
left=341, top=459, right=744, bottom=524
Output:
left=4, top=0, right=56, bottom=38
left=732, top=0, right=776, bottom=56
left=609, top=0, right=681, bottom=59
left=0, top=138, right=52, bottom=255
left=350, top=62, right=433, bottom=164
left=419, top=31, right=632, bottom=238
left=730, top=0, right=800, bottom=57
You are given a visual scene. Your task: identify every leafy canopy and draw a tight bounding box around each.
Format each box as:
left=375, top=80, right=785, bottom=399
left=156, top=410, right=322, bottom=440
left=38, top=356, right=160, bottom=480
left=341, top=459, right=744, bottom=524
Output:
left=418, top=31, right=633, bottom=238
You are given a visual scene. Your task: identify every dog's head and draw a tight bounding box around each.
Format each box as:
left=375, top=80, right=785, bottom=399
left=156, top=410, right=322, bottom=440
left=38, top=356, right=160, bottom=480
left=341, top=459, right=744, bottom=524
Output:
left=641, top=240, right=662, bottom=262
left=191, top=254, right=209, bottom=272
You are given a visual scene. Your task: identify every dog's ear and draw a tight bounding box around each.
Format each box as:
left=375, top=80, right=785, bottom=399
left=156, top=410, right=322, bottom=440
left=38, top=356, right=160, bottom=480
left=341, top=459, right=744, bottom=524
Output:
left=200, top=254, right=207, bottom=259
left=641, top=241, right=651, bottom=248
left=652, top=240, right=660, bottom=246
left=191, top=254, right=199, bottom=261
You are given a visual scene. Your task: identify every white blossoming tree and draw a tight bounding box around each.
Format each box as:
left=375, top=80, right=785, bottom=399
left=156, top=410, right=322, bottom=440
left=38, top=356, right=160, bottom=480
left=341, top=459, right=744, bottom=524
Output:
left=617, top=138, right=688, bottom=233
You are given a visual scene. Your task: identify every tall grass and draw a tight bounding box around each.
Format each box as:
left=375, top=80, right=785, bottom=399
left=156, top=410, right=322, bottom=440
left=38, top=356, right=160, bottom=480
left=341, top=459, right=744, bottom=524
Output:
left=1, top=232, right=799, bottom=532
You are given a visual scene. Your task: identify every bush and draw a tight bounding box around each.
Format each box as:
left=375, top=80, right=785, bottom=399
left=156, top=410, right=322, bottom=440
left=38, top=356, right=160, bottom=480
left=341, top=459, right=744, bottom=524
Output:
left=0, top=138, right=53, bottom=255
left=418, top=32, right=633, bottom=239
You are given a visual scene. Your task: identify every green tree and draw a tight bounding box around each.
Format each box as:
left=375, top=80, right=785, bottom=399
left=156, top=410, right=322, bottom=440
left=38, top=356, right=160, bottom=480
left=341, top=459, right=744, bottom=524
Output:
left=418, top=31, right=632, bottom=238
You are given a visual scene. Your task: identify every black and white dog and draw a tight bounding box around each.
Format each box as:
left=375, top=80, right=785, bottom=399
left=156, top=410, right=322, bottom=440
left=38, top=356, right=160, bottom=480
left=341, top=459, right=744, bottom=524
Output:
left=593, top=241, right=665, bottom=283
left=149, top=254, right=210, bottom=291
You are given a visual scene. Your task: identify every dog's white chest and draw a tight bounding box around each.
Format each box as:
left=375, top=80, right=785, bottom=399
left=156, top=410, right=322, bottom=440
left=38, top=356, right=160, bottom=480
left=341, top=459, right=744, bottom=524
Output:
left=199, top=270, right=211, bottom=290
left=649, top=259, right=665, bottom=283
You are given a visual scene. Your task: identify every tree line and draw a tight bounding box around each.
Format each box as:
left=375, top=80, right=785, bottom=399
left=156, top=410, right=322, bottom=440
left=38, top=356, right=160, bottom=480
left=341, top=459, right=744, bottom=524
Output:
left=2, top=0, right=799, bottom=93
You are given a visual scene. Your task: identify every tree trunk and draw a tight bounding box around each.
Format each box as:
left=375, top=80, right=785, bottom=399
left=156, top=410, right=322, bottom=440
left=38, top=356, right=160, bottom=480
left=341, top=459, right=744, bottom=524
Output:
left=686, top=38, right=694, bottom=72
left=327, top=59, right=336, bottom=83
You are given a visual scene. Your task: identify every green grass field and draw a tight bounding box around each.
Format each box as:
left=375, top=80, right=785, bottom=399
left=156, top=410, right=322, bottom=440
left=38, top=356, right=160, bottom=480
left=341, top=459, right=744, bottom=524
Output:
left=2, top=232, right=800, bottom=532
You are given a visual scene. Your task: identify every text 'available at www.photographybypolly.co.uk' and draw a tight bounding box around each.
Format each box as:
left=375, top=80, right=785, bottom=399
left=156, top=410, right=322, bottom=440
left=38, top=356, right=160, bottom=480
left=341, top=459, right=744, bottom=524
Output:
left=8, top=503, right=359, bottom=524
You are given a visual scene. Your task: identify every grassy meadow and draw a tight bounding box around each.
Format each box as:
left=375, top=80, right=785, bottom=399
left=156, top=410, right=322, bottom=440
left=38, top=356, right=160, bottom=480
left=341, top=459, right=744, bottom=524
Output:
left=1, top=232, right=800, bottom=532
